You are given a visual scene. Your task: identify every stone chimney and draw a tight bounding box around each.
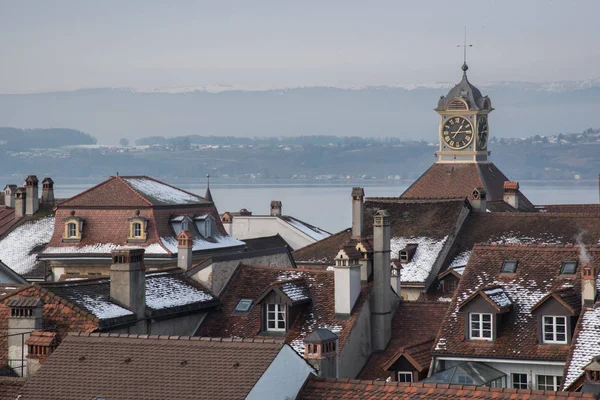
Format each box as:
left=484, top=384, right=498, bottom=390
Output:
left=4, top=185, right=16, bottom=208
left=503, top=181, right=519, bottom=210
left=41, top=178, right=54, bottom=204
left=14, top=188, right=26, bottom=218
left=7, top=297, right=43, bottom=377
left=270, top=200, right=282, bottom=217
left=24, top=175, right=39, bottom=215
left=334, top=246, right=361, bottom=318
left=177, top=230, right=194, bottom=271
left=221, top=212, right=233, bottom=235
left=351, top=188, right=364, bottom=238
left=372, top=209, right=392, bottom=351
left=582, top=263, right=596, bottom=308
left=25, top=331, right=58, bottom=377
left=110, top=249, right=146, bottom=333
left=391, top=259, right=402, bottom=297
left=470, top=187, right=487, bottom=212
left=304, top=329, right=338, bottom=378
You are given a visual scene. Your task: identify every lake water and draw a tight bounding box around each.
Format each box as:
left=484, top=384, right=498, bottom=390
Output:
left=51, top=180, right=600, bottom=234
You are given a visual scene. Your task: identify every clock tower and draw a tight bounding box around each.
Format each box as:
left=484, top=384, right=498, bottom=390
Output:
left=435, top=63, right=492, bottom=163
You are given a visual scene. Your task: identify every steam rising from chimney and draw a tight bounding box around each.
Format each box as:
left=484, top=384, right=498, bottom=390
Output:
left=575, top=231, right=592, bottom=264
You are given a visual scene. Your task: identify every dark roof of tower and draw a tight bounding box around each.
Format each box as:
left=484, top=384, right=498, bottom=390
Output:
left=436, top=70, right=490, bottom=111
left=204, top=187, right=214, bottom=202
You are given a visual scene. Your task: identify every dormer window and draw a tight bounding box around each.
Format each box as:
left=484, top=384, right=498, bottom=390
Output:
left=128, top=213, right=148, bottom=242
left=67, top=222, right=77, bottom=238
left=194, top=215, right=215, bottom=238
left=542, top=316, right=567, bottom=344
left=560, top=261, right=578, bottom=275
left=501, top=260, right=518, bottom=274
left=132, top=222, right=142, bottom=238
left=266, top=303, right=286, bottom=331
left=63, top=214, right=84, bottom=242
left=469, top=313, right=493, bottom=340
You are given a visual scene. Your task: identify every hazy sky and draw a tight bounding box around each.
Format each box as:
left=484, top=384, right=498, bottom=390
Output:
left=1, top=0, right=599, bottom=93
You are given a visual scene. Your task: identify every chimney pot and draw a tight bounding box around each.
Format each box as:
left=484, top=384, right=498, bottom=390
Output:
left=503, top=181, right=520, bottom=210
left=270, top=200, right=282, bottom=217
left=177, top=230, right=194, bottom=271
left=372, top=209, right=392, bottom=351
left=110, top=249, right=147, bottom=333
left=582, top=263, right=596, bottom=308
left=351, top=188, right=365, bottom=238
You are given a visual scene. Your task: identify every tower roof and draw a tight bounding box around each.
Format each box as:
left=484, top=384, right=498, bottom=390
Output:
left=436, top=66, right=491, bottom=111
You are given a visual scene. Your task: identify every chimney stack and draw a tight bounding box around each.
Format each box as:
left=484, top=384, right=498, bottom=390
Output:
left=24, top=175, right=39, bottom=215
left=503, top=181, right=519, bottom=210
left=41, top=178, right=54, bottom=204
left=7, top=297, right=43, bottom=376
left=26, top=331, right=58, bottom=377
left=470, top=187, right=487, bottom=212
left=582, top=263, right=596, bottom=308
left=351, top=188, right=364, bottom=238
left=14, top=188, right=26, bottom=218
left=221, top=212, right=233, bottom=236
left=177, top=230, right=194, bottom=271
left=372, top=209, right=392, bottom=351
left=270, top=200, right=282, bottom=217
left=4, top=185, right=16, bottom=208
left=334, top=246, right=361, bottom=318
left=304, top=329, right=338, bottom=378
left=110, top=249, right=146, bottom=333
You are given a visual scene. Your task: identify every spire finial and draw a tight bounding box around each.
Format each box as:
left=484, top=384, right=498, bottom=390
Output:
left=206, top=173, right=210, bottom=189
left=457, top=27, right=473, bottom=75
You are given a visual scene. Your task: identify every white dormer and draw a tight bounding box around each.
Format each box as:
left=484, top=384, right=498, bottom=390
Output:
left=194, top=215, right=215, bottom=238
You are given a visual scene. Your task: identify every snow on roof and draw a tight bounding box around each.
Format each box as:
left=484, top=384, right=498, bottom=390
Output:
left=280, top=281, right=310, bottom=302
left=449, top=251, right=471, bottom=268
left=123, top=177, right=202, bottom=205
left=43, top=242, right=168, bottom=255
left=452, top=267, right=465, bottom=275
left=484, top=288, right=512, bottom=308
left=160, top=234, right=244, bottom=253
left=564, top=308, right=600, bottom=389
left=79, top=294, right=134, bottom=320
left=284, top=217, right=331, bottom=241
left=0, top=217, right=54, bottom=275
left=290, top=315, right=343, bottom=355
left=146, top=275, right=213, bottom=310
left=391, top=236, right=448, bottom=283
left=488, top=232, right=564, bottom=245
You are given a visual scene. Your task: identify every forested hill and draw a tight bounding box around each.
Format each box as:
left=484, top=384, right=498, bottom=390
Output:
left=0, top=127, right=96, bottom=150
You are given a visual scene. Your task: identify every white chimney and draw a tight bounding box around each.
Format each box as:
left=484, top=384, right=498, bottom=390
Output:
left=41, top=177, right=55, bottom=204
left=270, top=200, right=282, bottom=217
left=372, top=209, right=392, bottom=351
left=14, top=188, right=26, bottom=218
left=470, top=187, right=487, bottom=212
left=582, top=263, right=596, bottom=308
left=177, top=230, right=194, bottom=271
left=334, top=246, right=361, bottom=318
left=110, top=249, right=147, bottom=333
left=7, top=297, right=43, bottom=376
left=4, top=185, right=16, bottom=208
left=221, top=212, right=233, bottom=236
left=24, top=175, right=39, bottom=215
left=503, top=181, right=519, bottom=210
left=351, top=188, right=364, bottom=238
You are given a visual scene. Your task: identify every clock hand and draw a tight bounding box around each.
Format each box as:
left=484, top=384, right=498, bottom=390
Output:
left=452, top=124, right=465, bottom=138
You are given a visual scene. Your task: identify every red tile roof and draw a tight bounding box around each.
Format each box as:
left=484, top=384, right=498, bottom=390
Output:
left=198, top=264, right=372, bottom=355
left=292, top=228, right=352, bottom=265
left=25, top=331, right=58, bottom=346
left=359, top=301, right=449, bottom=380
left=298, top=378, right=596, bottom=399
left=0, top=377, right=26, bottom=400
left=17, top=333, right=290, bottom=400
left=0, top=206, right=19, bottom=238
left=433, top=244, right=591, bottom=362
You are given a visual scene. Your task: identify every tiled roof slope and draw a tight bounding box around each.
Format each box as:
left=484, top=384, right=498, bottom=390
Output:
left=0, top=377, right=26, bottom=400
left=242, top=234, right=290, bottom=251
left=292, top=228, right=352, bottom=265
left=400, top=163, right=534, bottom=210
left=538, top=204, right=600, bottom=214
left=198, top=264, right=372, bottom=355
left=564, top=307, right=600, bottom=390
left=360, top=301, right=449, bottom=379
left=58, top=175, right=210, bottom=208
left=433, top=244, right=589, bottom=361
left=298, top=378, right=594, bottom=399
left=0, top=206, right=18, bottom=238
left=17, top=333, right=286, bottom=400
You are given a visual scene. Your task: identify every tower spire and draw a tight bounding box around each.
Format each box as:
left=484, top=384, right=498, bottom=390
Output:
left=457, top=27, right=473, bottom=75
left=204, top=173, right=214, bottom=202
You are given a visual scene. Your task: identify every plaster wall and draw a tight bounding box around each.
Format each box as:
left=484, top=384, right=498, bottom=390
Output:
left=338, top=297, right=372, bottom=378
left=230, top=216, right=315, bottom=250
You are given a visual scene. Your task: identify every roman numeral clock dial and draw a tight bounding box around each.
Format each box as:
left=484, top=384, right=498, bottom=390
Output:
left=477, top=116, right=489, bottom=148
left=442, top=116, right=473, bottom=149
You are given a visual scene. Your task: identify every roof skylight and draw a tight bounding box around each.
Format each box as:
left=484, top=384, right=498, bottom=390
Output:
left=500, top=260, right=518, bottom=274
left=561, top=261, right=578, bottom=275
left=235, top=299, right=253, bottom=312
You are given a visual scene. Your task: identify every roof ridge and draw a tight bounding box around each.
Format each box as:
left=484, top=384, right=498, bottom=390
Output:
left=291, top=227, right=351, bottom=255
left=131, top=175, right=206, bottom=202
left=67, top=332, right=286, bottom=344
left=474, top=243, right=598, bottom=250
left=116, top=176, right=154, bottom=206
left=240, top=263, right=334, bottom=275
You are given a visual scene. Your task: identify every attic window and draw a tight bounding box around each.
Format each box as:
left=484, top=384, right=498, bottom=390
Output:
left=63, top=217, right=84, bottom=242
left=501, top=260, right=518, bottom=274
left=561, top=261, right=578, bottom=275
left=67, top=223, right=77, bottom=238
left=235, top=299, right=253, bottom=312
left=127, top=216, right=148, bottom=242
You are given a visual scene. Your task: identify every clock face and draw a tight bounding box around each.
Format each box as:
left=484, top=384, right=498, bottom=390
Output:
left=442, top=116, right=473, bottom=150
left=477, top=116, right=489, bottom=148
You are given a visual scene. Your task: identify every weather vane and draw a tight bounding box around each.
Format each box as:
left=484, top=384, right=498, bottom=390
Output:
left=457, top=27, right=473, bottom=73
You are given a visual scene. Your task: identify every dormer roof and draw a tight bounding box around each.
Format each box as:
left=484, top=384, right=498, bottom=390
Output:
left=530, top=288, right=580, bottom=316
left=458, top=287, right=512, bottom=313
left=255, top=278, right=312, bottom=306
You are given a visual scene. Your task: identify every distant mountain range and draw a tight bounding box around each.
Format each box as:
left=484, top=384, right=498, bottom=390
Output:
left=1, top=80, right=599, bottom=145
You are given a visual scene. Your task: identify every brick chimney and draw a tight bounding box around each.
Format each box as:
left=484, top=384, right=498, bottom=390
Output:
left=7, top=297, right=43, bottom=377
left=470, top=187, right=487, bottom=212
left=26, top=331, right=58, bottom=377
left=41, top=177, right=54, bottom=204
left=14, top=188, right=26, bottom=218
left=270, top=200, right=282, bottom=217
left=582, top=263, right=596, bottom=308
left=177, top=230, right=193, bottom=271
left=4, top=185, right=16, bottom=208
left=304, top=328, right=338, bottom=378
left=24, top=175, right=39, bottom=215
left=372, top=209, right=392, bottom=351
left=334, top=246, right=361, bottom=318
left=110, top=249, right=146, bottom=333
left=503, top=181, right=519, bottom=210
left=351, top=188, right=364, bottom=238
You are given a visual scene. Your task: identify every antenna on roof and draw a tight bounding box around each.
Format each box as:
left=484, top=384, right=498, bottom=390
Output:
left=457, top=26, right=473, bottom=75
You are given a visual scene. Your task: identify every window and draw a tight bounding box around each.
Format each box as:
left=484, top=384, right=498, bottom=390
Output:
left=537, top=375, right=561, bottom=391
left=67, top=222, right=77, bottom=238
left=446, top=279, right=457, bottom=293
left=501, top=260, right=518, bottom=273
left=457, top=374, right=474, bottom=384
left=470, top=313, right=493, bottom=340
left=397, top=372, right=413, bottom=383
left=543, top=316, right=567, bottom=344
left=266, top=303, right=286, bottom=331
left=235, top=299, right=252, bottom=312
left=561, top=261, right=578, bottom=275
left=132, top=222, right=142, bottom=238
left=512, top=373, right=528, bottom=389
